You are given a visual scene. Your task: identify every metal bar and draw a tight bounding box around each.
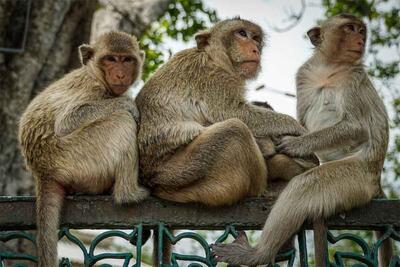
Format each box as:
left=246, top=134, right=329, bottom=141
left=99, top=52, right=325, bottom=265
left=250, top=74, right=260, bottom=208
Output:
left=1, top=196, right=399, bottom=230
left=0, top=0, right=32, bottom=53
left=298, top=228, right=308, bottom=267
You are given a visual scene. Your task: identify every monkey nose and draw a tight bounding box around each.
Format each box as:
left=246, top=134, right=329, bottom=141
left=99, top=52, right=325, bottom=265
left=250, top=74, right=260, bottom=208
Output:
left=117, top=74, right=125, bottom=80
left=252, top=47, right=260, bottom=55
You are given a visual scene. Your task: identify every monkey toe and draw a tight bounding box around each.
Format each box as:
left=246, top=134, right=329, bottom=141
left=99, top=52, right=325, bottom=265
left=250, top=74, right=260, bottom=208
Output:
left=114, top=186, right=150, bottom=205
left=211, top=242, right=257, bottom=265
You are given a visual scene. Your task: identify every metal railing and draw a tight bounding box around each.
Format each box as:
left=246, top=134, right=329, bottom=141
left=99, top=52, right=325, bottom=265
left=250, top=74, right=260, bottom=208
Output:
left=0, top=195, right=399, bottom=266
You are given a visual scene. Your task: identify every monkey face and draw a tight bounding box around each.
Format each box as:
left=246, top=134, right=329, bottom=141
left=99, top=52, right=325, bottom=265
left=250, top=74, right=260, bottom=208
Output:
left=308, top=15, right=367, bottom=64
left=100, top=54, right=140, bottom=95
left=79, top=31, right=145, bottom=96
left=195, top=18, right=264, bottom=80
left=336, top=22, right=366, bottom=62
left=229, top=28, right=262, bottom=79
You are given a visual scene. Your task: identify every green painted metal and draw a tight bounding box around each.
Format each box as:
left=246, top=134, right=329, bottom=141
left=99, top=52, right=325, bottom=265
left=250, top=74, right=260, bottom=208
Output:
left=0, top=223, right=399, bottom=266
left=0, top=225, right=145, bottom=267
left=327, top=226, right=400, bottom=267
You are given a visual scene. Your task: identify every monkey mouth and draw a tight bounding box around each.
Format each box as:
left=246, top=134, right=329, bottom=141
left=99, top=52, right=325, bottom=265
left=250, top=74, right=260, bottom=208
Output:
left=110, top=84, right=130, bottom=95
left=111, top=84, right=130, bottom=89
left=242, top=60, right=260, bottom=64
left=347, top=50, right=362, bottom=54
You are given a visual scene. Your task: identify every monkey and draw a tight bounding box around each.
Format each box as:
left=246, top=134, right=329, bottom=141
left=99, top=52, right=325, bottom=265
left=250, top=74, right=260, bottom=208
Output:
left=18, top=31, right=149, bottom=267
left=211, top=14, right=393, bottom=266
left=136, top=17, right=319, bottom=206
left=135, top=18, right=318, bottom=265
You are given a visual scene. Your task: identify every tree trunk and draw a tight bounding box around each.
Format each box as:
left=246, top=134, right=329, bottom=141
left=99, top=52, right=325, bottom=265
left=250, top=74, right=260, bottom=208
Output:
left=91, top=0, right=172, bottom=41
left=0, top=0, right=97, bottom=194
left=0, top=0, right=97, bottom=259
left=0, top=0, right=170, bottom=261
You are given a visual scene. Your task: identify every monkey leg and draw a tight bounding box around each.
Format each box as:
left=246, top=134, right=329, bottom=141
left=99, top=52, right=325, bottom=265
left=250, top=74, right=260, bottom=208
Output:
left=57, top=111, right=149, bottom=203
left=212, top=158, right=379, bottom=266
left=256, top=136, right=276, bottom=157
left=153, top=118, right=267, bottom=206
left=267, top=154, right=305, bottom=181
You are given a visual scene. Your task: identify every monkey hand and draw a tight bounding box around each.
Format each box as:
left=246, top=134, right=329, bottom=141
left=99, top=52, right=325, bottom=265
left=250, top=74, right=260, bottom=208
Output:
left=276, top=136, right=311, bottom=157
left=119, top=97, right=140, bottom=120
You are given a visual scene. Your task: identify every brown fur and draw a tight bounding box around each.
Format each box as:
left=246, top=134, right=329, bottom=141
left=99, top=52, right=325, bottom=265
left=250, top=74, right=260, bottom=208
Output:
left=136, top=18, right=317, bottom=265
left=212, top=14, right=392, bottom=266
left=18, top=31, right=148, bottom=267
left=137, top=18, right=316, bottom=203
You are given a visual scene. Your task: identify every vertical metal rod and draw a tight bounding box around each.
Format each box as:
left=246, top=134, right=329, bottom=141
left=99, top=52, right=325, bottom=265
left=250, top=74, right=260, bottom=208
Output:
left=298, top=228, right=309, bottom=267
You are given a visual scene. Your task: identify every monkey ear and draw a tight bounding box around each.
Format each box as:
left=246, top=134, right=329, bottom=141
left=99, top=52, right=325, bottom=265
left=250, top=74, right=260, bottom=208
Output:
left=195, top=30, right=211, bottom=50
left=307, top=27, right=321, bottom=47
left=139, top=50, right=146, bottom=61
left=79, top=44, right=94, bottom=65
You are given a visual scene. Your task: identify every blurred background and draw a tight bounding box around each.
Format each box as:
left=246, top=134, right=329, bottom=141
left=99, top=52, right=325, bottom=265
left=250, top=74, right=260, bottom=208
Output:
left=0, top=0, right=399, bottom=266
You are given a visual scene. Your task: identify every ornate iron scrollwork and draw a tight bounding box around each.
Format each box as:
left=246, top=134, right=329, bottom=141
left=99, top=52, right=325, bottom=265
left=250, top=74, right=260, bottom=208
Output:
left=0, top=224, right=398, bottom=266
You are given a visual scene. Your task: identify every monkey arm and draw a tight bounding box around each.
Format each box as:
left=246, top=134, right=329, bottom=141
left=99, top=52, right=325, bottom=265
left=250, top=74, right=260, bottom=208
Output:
left=296, top=101, right=309, bottom=127
left=54, top=97, right=137, bottom=136
left=277, top=119, right=368, bottom=157
left=228, top=103, right=307, bottom=137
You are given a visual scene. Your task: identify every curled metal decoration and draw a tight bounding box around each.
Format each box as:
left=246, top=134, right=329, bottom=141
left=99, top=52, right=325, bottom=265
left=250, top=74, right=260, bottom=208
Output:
left=327, top=226, right=400, bottom=267
left=0, top=231, right=37, bottom=266
left=156, top=223, right=296, bottom=267
left=0, top=226, right=145, bottom=267
left=59, top=226, right=144, bottom=267
left=1, top=225, right=398, bottom=266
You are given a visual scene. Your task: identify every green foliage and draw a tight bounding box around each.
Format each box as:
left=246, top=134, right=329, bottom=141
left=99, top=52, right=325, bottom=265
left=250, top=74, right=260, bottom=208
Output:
left=322, top=0, right=400, bottom=181
left=139, top=0, right=218, bottom=80
left=322, top=0, right=399, bottom=79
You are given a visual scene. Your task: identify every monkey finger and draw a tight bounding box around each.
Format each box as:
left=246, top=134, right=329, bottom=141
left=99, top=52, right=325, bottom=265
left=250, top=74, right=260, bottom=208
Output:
left=276, top=143, right=288, bottom=153
left=233, top=231, right=249, bottom=244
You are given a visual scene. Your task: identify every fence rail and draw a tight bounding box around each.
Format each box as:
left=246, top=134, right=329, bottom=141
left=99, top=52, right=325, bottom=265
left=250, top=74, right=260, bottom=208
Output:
left=1, top=195, right=400, bottom=266
left=1, top=195, right=400, bottom=230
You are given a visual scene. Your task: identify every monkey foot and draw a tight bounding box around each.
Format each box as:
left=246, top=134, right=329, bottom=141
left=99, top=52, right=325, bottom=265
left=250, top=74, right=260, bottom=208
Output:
left=211, top=231, right=265, bottom=266
left=114, top=186, right=150, bottom=205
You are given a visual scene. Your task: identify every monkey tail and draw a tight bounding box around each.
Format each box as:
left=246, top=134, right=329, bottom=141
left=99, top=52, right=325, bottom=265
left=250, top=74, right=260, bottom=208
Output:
left=152, top=229, right=172, bottom=267
left=36, top=178, right=65, bottom=267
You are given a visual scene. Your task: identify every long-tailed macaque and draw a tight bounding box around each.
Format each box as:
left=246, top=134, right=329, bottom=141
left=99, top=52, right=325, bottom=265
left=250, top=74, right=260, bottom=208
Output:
left=212, top=14, right=393, bottom=266
left=18, top=31, right=149, bottom=267
left=136, top=17, right=317, bottom=208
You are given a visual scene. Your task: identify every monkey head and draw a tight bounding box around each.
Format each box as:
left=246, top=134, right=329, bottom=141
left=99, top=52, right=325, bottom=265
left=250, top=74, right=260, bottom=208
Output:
left=195, top=18, right=265, bottom=79
left=79, top=31, right=145, bottom=96
left=307, top=14, right=366, bottom=64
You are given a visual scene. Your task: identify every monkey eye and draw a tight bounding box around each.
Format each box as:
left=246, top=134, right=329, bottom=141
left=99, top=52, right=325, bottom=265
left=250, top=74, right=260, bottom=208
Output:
left=104, top=55, right=117, bottom=62
left=359, top=28, right=366, bottom=35
left=253, top=35, right=261, bottom=43
left=123, top=56, right=135, bottom=63
left=237, top=29, right=248, bottom=38
left=344, top=24, right=356, bottom=33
